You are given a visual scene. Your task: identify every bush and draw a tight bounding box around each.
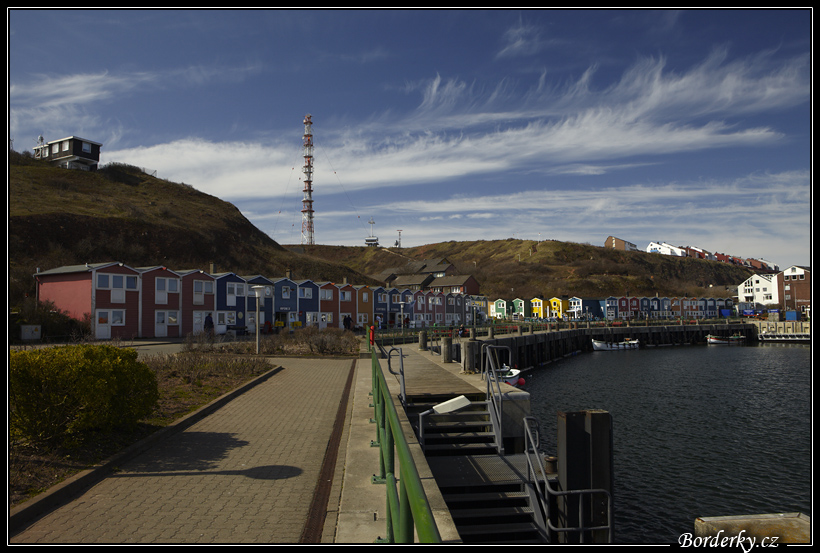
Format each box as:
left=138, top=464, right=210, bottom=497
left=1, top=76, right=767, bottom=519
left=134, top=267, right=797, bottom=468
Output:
left=9, top=345, right=159, bottom=447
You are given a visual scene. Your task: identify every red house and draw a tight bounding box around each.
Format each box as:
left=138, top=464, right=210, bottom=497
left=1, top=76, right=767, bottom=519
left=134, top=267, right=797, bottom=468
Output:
left=337, top=283, right=357, bottom=330
left=317, top=282, right=340, bottom=329
left=178, top=269, right=216, bottom=337
left=138, top=266, right=181, bottom=338
left=35, top=262, right=140, bottom=340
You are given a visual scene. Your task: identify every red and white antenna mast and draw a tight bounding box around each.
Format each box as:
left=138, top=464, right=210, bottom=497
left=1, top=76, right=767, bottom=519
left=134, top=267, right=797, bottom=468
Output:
left=301, top=114, right=315, bottom=245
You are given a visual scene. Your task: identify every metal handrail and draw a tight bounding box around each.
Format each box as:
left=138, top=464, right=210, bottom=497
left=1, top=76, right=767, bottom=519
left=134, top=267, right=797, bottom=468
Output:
left=523, top=416, right=613, bottom=543
left=481, top=344, right=510, bottom=456
left=370, top=348, right=441, bottom=543
left=386, top=347, right=406, bottom=409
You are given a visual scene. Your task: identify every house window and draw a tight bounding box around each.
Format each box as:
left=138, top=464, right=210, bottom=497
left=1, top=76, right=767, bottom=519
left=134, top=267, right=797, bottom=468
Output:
left=111, top=310, right=125, bottom=326
left=357, top=313, right=368, bottom=324
left=378, top=293, right=387, bottom=303
left=282, top=286, right=291, bottom=299
left=193, top=280, right=213, bottom=305
left=320, top=288, right=333, bottom=300
left=82, top=142, right=92, bottom=153
left=299, top=287, right=312, bottom=299
left=363, top=292, right=369, bottom=302
left=341, top=291, right=351, bottom=302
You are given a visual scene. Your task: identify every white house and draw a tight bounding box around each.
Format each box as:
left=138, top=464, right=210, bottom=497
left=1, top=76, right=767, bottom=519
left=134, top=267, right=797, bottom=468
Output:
left=646, top=241, right=686, bottom=256
left=737, top=273, right=779, bottom=311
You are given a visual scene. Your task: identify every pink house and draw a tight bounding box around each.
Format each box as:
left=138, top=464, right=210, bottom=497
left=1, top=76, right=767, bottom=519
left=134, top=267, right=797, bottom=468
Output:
left=413, top=290, right=429, bottom=327
left=35, top=262, right=141, bottom=340
left=138, top=266, right=182, bottom=338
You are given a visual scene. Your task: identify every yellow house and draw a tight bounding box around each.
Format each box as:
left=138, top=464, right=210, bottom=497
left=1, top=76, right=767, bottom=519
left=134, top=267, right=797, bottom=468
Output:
left=549, top=296, right=570, bottom=319
left=531, top=297, right=545, bottom=318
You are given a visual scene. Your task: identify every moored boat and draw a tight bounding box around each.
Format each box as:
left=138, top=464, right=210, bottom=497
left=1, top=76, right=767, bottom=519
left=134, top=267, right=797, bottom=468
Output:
left=592, top=338, right=639, bottom=351
left=490, top=364, right=525, bottom=386
left=707, top=334, right=745, bottom=345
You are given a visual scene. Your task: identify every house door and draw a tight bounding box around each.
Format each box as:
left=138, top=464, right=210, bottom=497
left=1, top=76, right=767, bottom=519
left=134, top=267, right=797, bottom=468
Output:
left=192, top=311, right=204, bottom=334
left=155, top=311, right=168, bottom=338
left=95, top=310, right=111, bottom=339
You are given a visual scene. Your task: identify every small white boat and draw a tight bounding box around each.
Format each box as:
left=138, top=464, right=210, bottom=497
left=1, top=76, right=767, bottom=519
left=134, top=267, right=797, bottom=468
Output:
left=707, top=334, right=745, bottom=345
left=592, top=338, right=639, bottom=351
left=490, top=364, right=524, bottom=386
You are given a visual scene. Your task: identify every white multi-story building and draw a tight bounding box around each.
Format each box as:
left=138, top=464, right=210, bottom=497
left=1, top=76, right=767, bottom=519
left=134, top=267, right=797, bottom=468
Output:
left=737, top=273, right=779, bottom=310
left=646, top=241, right=686, bottom=256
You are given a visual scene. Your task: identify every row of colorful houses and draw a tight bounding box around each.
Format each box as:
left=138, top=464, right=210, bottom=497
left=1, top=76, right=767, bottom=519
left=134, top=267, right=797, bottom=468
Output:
left=34, top=262, right=487, bottom=340
left=491, top=295, right=735, bottom=321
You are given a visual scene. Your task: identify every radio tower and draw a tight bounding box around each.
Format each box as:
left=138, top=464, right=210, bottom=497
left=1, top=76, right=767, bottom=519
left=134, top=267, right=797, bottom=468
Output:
left=301, top=114, right=315, bottom=245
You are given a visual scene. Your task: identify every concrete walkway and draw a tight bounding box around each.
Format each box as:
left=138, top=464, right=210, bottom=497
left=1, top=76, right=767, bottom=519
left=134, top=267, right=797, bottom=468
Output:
left=9, top=354, right=386, bottom=544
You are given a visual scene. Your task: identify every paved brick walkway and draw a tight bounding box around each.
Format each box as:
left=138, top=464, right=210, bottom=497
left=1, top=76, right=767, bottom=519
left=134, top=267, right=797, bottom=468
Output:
left=10, top=358, right=355, bottom=544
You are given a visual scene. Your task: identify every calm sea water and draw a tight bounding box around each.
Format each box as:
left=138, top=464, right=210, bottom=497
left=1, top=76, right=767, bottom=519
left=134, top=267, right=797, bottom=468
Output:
left=524, top=343, right=812, bottom=544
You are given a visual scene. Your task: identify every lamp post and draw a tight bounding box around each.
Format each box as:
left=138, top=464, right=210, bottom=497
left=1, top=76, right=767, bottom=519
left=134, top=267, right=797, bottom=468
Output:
left=251, top=285, right=265, bottom=354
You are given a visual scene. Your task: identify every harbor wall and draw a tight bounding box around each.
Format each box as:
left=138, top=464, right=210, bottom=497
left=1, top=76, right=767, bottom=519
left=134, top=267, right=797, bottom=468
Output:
left=459, top=323, right=759, bottom=373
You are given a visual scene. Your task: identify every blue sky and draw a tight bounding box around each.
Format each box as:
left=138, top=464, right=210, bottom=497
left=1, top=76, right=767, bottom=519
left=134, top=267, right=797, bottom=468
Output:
left=9, top=9, right=812, bottom=269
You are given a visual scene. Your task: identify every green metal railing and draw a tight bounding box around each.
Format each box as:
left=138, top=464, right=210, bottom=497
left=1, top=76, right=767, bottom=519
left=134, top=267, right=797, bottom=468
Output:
left=370, top=348, right=442, bottom=543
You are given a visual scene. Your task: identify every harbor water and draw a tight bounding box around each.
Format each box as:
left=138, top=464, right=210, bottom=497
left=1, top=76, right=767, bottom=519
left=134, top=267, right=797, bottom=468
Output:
left=525, top=342, right=812, bottom=544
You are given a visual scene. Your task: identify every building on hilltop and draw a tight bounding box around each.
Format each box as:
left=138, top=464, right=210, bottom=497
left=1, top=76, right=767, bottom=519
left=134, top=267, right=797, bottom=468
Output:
left=605, top=236, right=638, bottom=251
left=646, top=241, right=686, bottom=256
left=33, top=135, right=102, bottom=171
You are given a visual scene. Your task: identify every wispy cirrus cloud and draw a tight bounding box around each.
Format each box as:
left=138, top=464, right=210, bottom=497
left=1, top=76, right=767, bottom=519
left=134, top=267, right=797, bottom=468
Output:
left=9, top=63, right=263, bottom=143
left=495, top=18, right=547, bottom=59
left=103, top=45, right=807, bottom=204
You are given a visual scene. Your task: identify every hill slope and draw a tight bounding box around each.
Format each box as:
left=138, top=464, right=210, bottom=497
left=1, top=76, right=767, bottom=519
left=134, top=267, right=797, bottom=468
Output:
left=8, top=154, right=378, bottom=306
left=10, top=152, right=754, bottom=309
left=291, top=239, right=754, bottom=301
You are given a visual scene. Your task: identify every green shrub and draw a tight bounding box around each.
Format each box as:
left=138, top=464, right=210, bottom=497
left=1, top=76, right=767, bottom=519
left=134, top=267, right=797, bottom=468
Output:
left=9, top=345, right=159, bottom=447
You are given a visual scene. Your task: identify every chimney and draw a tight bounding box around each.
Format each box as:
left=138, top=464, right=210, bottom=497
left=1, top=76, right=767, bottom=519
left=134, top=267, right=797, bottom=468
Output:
left=286, top=268, right=292, bottom=279
left=209, top=262, right=216, bottom=274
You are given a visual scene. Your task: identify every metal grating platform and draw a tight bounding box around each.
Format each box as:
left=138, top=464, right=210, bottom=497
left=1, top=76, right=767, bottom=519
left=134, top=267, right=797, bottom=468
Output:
left=427, top=454, right=546, bottom=488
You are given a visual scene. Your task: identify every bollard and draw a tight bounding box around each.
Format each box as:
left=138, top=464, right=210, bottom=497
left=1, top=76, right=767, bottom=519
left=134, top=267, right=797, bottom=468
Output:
left=442, top=336, right=452, bottom=363
left=419, top=329, right=428, bottom=351
left=488, top=326, right=494, bottom=339
left=462, top=340, right=478, bottom=372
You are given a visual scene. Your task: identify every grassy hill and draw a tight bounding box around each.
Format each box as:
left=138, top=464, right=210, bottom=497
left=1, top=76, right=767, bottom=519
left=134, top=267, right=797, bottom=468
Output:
left=288, top=239, right=754, bottom=301
left=9, top=151, right=754, bottom=310
left=8, top=152, right=379, bottom=307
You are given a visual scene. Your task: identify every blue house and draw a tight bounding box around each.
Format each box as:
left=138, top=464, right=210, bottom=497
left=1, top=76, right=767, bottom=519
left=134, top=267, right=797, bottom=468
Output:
left=700, top=297, right=717, bottom=318
left=372, top=286, right=388, bottom=327
left=639, top=297, right=651, bottom=319
left=295, top=280, right=319, bottom=328
left=569, top=297, right=605, bottom=320
left=243, top=275, right=274, bottom=332
left=395, top=289, right=415, bottom=326
left=605, top=297, right=619, bottom=320
left=273, top=277, right=299, bottom=330
left=211, top=272, right=247, bottom=335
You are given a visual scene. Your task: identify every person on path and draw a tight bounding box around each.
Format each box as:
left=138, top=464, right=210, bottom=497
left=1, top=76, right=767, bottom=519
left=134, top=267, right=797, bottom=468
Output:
left=204, top=313, right=215, bottom=342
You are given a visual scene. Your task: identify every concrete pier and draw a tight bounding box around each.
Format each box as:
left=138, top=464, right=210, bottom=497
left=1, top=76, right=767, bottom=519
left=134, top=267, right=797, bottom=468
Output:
left=457, top=322, right=756, bottom=373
